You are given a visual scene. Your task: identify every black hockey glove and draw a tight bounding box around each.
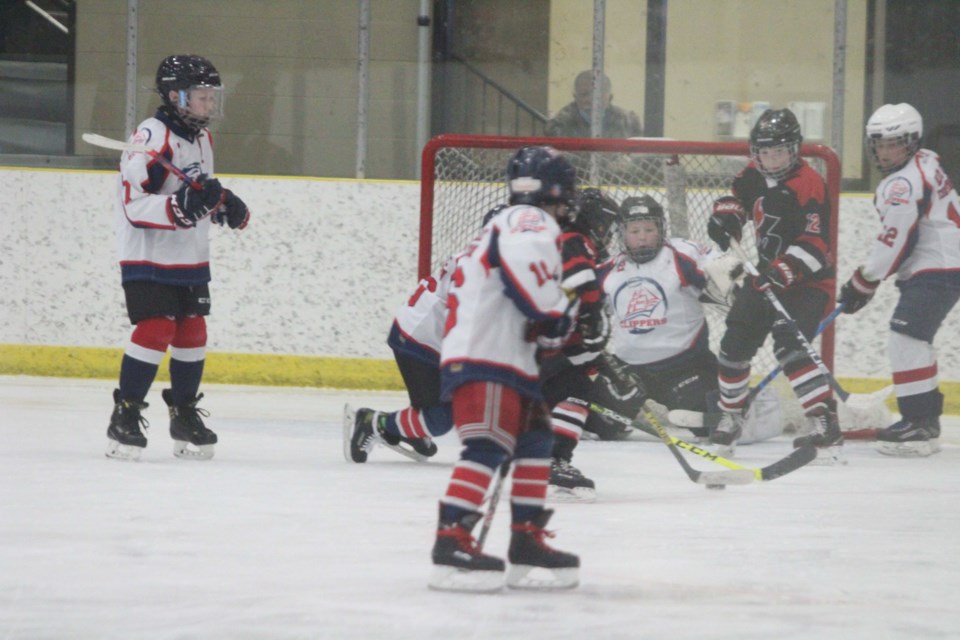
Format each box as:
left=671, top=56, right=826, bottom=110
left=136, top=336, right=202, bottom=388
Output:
left=598, top=355, right=648, bottom=404
left=577, top=304, right=610, bottom=353
left=838, top=267, right=879, bottom=314
left=168, top=175, right=224, bottom=228
left=214, top=190, right=251, bottom=230
left=708, top=196, right=745, bottom=251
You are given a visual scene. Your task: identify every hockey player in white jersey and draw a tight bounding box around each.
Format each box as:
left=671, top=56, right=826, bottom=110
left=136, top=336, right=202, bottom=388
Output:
left=597, top=195, right=744, bottom=435
left=343, top=205, right=508, bottom=463
left=838, top=103, right=960, bottom=457
left=104, top=55, right=251, bottom=461
left=429, top=147, right=580, bottom=592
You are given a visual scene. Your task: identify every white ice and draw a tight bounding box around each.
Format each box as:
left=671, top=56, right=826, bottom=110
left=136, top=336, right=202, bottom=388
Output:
left=2, top=375, right=958, bottom=639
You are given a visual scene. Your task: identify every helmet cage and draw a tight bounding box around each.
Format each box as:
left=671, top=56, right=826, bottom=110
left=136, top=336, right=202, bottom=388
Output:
left=865, top=103, right=923, bottom=175
left=618, top=196, right=665, bottom=264
left=156, top=55, right=224, bottom=132
left=573, top=188, right=619, bottom=259
left=749, top=109, right=802, bottom=181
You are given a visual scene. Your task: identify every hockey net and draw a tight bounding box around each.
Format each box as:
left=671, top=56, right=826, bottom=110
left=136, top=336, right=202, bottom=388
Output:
left=419, top=134, right=842, bottom=433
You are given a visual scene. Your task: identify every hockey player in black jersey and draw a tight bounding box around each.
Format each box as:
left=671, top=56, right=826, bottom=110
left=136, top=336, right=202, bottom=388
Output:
left=540, top=188, right=619, bottom=501
left=707, top=108, right=841, bottom=461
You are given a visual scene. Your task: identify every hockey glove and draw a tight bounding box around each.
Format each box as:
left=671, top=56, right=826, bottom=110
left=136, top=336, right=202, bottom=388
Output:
left=838, top=267, right=879, bottom=314
left=758, top=255, right=805, bottom=291
left=577, top=304, right=610, bottom=353
left=525, top=298, right=581, bottom=350
left=168, top=175, right=225, bottom=228
left=599, top=355, right=649, bottom=404
left=214, top=190, right=251, bottom=230
left=708, top=196, right=746, bottom=251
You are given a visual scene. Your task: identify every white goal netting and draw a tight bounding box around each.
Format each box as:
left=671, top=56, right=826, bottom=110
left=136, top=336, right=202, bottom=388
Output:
left=420, top=135, right=844, bottom=432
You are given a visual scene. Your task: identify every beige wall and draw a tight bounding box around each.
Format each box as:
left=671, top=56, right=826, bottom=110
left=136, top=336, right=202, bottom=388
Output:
left=75, top=0, right=421, bottom=179
left=548, top=0, right=867, bottom=180
left=72, top=1, right=868, bottom=181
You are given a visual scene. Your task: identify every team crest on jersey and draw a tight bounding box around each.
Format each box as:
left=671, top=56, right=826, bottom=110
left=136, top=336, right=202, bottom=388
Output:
left=882, top=177, right=912, bottom=207
left=614, top=277, right=668, bottom=334
left=510, top=208, right=547, bottom=233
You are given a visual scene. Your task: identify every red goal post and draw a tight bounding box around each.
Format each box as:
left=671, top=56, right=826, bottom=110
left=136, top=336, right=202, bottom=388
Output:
left=419, top=133, right=841, bottom=379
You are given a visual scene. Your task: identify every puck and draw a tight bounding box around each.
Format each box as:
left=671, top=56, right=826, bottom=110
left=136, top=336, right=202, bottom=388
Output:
left=705, top=484, right=726, bottom=490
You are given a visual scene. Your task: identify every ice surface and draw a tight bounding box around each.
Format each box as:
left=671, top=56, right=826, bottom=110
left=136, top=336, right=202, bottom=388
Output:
left=2, top=376, right=959, bottom=639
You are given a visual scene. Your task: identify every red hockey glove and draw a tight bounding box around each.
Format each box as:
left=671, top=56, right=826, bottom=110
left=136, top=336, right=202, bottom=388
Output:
left=838, top=267, right=879, bottom=314
left=708, top=196, right=745, bottom=251
left=759, top=255, right=805, bottom=290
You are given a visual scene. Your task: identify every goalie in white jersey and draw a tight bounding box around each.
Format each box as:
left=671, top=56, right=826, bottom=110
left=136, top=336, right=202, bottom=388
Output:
left=597, top=195, right=743, bottom=437
left=104, top=55, right=251, bottom=461
left=429, top=146, right=580, bottom=592
left=838, top=103, right=960, bottom=457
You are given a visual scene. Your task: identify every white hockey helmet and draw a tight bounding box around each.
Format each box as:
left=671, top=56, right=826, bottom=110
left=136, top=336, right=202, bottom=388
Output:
left=865, top=103, right=923, bottom=174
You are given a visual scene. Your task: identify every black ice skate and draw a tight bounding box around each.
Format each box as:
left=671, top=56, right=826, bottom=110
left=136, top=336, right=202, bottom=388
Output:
left=793, top=400, right=844, bottom=465
left=163, top=389, right=216, bottom=460
left=507, top=509, right=579, bottom=590
left=548, top=457, right=596, bottom=502
left=876, top=417, right=941, bottom=458
left=710, top=411, right=743, bottom=455
left=105, top=389, right=149, bottom=461
left=429, top=509, right=505, bottom=593
left=341, top=404, right=435, bottom=463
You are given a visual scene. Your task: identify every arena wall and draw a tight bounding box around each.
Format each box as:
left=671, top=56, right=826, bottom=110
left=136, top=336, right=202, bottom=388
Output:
left=0, top=167, right=956, bottom=402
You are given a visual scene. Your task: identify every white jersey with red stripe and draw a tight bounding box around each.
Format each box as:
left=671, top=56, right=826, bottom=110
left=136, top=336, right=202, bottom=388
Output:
left=600, top=239, right=715, bottom=365
left=388, top=253, right=460, bottom=367
left=862, top=149, right=960, bottom=283
left=114, top=111, right=217, bottom=286
left=440, top=204, right=570, bottom=400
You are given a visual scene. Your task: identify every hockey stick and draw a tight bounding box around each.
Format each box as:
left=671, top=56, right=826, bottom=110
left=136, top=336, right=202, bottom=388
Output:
left=81, top=132, right=202, bottom=190
left=477, top=459, right=511, bottom=550
left=575, top=398, right=816, bottom=483
left=730, top=240, right=850, bottom=400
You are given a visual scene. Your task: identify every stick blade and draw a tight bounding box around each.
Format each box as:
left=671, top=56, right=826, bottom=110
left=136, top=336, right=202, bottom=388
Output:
left=695, top=468, right=755, bottom=485
left=759, top=445, right=817, bottom=481
left=81, top=132, right=150, bottom=153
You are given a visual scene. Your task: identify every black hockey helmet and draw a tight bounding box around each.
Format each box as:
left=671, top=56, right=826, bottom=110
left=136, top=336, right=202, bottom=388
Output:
left=749, top=108, right=802, bottom=180
left=571, top=187, right=619, bottom=260
left=155, top=55, right=223, bottom=132
left=506, top=146, right=578, bottom=210
left=618, top=194, right=665, bottom=263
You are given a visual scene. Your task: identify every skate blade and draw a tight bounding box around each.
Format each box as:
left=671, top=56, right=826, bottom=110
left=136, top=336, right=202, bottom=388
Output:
left=172, top=440, right=214, bottom=460
left=428, top=565, right=504, bottom=593
left=506, top=565, right=579, bottom=590
left=105, top=440, right=143, bottom=461
left=809, top=444, right=847, bottom=466
left=876, top=439, right=941, bottom=458
left=341, top=403, right=362, bottom=463
left=547, top=485, right=597, bottom=503
left=383, top=441, right=430, bottom=463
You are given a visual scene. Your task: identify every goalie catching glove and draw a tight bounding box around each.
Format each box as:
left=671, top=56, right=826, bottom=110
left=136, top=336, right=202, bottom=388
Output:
left=838, top=267, right=879, bottom=314
left=708, top=196, right=746, bottom=251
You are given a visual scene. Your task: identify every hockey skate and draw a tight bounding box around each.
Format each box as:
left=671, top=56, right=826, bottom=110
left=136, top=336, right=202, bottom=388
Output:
left=793, top=401, right=844, bottom=465
left=876, top=417, right=941, bottom=458
left=547, top=458, right=596, bottom=502
left=342, top=404, right=435, bottom=463
left=163, top=390, right=217, bottom=460
left=105, top=389, right=149, bottom=461
left=429, top=509, right=505, bottom=593
left=507, top=509, right=579, bottom=590
left=710, top=411, right=743, bottom=456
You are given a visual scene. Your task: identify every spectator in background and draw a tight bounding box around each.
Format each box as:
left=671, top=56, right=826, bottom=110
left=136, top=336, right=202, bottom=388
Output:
left=545, top=70, right=643, bottom=139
